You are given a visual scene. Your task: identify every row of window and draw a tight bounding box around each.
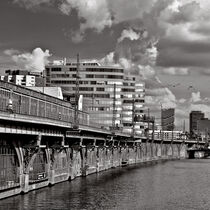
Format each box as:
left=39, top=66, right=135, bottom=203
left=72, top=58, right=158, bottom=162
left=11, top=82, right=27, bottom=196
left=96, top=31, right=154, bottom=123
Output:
left=86, top=75, right=123, bottom=79
left=86, top=68, right=123, bottom=73
left=82, top=94, right=110, bottom=98
left=49, top=67, right=123, bottom=73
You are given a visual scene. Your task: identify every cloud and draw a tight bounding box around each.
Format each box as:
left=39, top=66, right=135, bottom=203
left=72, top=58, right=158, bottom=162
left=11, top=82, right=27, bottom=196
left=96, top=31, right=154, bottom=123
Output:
left=117, top=28, right=147, bottom=43
left=13, top=0, right=170, bottom=42
left=146, top=87, right=176, bottom=107
left=4, top=48, right=51, bottom=72
left=155, top=1, right=210, bottom=68
left=161, top=67, right=189, bottom=75
left=13, top=0, right=51, bottom=9
left=190, top=92, right=201, bottom=103
left=60, top=0, right=112, bottom=42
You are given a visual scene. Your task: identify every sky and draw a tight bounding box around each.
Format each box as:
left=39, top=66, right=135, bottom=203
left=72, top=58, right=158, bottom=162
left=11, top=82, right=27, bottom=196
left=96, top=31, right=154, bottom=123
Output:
left=1, top=0, right=210, bottom=130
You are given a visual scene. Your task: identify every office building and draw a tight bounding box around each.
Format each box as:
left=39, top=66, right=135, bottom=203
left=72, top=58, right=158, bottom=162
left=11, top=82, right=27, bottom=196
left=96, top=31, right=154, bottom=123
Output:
left=45, top=60, right=145, bottom=135
left=189, top=111, right=204, bottom=134
left=161, top=108, right=175, bottom=131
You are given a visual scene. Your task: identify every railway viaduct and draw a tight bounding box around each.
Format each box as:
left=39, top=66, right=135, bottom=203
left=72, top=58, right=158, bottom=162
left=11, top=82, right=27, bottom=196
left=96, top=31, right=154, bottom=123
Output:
left=0, top=108, right=201, bottom=200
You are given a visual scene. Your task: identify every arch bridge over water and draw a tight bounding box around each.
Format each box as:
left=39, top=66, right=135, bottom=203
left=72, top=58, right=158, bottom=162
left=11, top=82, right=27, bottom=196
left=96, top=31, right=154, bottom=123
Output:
left=0, top=81, right=204, bottom=199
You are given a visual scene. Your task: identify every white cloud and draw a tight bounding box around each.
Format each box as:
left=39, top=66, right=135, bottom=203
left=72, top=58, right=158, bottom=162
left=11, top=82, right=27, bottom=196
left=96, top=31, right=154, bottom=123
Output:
left=161, top=67, right=189, bottom=75
left=99, top=51, right=115, bottom=65
left=118, top=28, right=142, bottom=43
left=138, top=65, right=156, bottom=80
left=60, top=0, right=112, bottom=42
left=4, top=48, right=51, bottom=72
left=146, top=87, right=176, bottom=109
left=191, top=91, right=201, bottom=103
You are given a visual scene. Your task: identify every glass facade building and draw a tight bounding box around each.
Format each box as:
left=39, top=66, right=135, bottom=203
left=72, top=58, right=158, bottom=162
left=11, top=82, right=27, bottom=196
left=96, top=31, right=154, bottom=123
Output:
left=45, top=61, right=145, bottom=135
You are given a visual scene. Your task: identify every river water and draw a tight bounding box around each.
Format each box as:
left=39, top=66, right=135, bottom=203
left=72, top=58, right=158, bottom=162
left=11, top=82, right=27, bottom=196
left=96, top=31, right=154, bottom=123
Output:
left=1, top=159, right=210, bottom=210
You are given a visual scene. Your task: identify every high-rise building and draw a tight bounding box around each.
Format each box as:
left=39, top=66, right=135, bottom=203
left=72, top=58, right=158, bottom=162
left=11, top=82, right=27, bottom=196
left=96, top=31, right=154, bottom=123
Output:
left=161, top=108, right=175, bottom=131
left=189, top=111, right=205, bottom=134
left=45, top=60, right=145, bottom=135
left=197, top=118, right=210, bottom=141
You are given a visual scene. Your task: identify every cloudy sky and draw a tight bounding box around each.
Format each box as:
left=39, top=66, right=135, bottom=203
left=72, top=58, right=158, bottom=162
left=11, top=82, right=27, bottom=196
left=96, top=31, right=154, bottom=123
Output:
left=1, top=0, right=210, bottom=130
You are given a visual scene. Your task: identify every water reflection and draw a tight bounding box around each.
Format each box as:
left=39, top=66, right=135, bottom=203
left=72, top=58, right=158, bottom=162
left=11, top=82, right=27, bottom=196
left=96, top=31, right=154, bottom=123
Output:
left=1, top=160, right=210, bottom=210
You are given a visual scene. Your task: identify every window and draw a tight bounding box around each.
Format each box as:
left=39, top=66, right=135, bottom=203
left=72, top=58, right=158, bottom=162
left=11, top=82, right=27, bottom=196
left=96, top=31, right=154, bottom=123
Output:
left=51, top=68, right=61, bottom=72
left=86, top=74, right=94, bottom=78
left=96, top=87, right=104, bottom=91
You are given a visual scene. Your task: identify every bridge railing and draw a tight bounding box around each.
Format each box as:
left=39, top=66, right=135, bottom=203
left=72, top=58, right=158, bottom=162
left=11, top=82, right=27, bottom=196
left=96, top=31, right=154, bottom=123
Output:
left=0, top=82, right=90, bottom=127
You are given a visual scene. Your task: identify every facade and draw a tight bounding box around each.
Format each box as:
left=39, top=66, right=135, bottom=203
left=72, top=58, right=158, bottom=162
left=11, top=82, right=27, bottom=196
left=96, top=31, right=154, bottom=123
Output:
left=152, top=130, right=187, bottom=140
left=161, top=108, right=175, bottom=131
left=121, top=75, right=145, bottom=135
left=45, top=61, right=145, bottom=135
left=197, top=118, right=210, bottom=141
left=1, top=70, right=44, bottom=87
left=27, top=86, right=64, bottom=100
left=189, top=111, right=205, bottom=134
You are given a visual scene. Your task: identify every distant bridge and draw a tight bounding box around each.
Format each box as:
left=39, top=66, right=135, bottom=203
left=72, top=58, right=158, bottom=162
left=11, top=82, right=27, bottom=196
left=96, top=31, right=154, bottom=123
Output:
left=187, top=147, right=210, bottom=159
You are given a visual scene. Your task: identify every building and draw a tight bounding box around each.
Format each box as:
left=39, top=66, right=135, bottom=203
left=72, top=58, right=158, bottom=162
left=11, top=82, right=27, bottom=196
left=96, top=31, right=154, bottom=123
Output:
left=189, top=111, right=205, bottom=134
left=161, top=108, right=175, bottom=131
left=1, top=70, right=44, bottom=87
left=27, top=86, right=64, bottom=100
left=0, top=70, right=63, bottom=99
left=121, top=75, right=145, bottom=135
left=197, top=118, right=210, bottom=141
left=151, top=130, right=186, bottom=140
left=45, top=60, right=145, bottom=135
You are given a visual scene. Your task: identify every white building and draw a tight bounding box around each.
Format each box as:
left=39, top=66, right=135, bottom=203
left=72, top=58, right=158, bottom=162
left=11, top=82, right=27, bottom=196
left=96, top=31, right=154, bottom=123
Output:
left=45, top=60, right=145, bottom=135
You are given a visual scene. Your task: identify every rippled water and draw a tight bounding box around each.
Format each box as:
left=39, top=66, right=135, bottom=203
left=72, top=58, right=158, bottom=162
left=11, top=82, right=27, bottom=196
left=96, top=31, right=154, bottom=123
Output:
left=1, top=159, right=210, bottom=210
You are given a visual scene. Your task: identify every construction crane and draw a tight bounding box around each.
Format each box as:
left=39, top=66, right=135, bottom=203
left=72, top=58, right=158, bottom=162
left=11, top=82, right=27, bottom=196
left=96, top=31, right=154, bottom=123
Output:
left=73, top=53, right=80, bottom=129
left=112, top=83, right=116, bottom=133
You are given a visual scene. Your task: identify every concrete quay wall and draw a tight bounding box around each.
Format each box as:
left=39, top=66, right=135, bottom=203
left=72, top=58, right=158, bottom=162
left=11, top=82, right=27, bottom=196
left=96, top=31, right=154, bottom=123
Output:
left=0, top=142, right=188, bottom=200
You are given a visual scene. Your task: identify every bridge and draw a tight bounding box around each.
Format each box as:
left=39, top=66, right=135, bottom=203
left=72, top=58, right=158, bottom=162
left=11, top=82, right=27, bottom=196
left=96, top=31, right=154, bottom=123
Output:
left=0, top=80, right=205, bottom=200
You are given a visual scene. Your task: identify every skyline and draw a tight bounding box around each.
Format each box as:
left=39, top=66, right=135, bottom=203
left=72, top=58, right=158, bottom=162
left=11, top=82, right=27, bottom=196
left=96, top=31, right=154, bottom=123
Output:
left=1, top=0, right=210, bottom=129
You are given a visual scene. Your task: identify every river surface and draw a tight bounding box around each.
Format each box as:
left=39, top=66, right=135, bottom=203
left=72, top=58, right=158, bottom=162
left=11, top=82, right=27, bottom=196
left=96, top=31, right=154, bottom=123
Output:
left=1, top=159, right=210, bottom=210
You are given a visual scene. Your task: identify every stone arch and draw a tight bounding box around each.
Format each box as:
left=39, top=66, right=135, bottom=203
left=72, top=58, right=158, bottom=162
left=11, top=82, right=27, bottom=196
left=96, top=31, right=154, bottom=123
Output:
left=50, top=148, right=69, bottom=176
left=146, top=143, right=152, bottom=158
left=167, top=144, right=173, bottom=157
left=151, top=143, right=156, bottom=158
left=136, top=144, right=142, bottom=161
left=156, top=144, right=162, bottom=157
left=27, top=148, right=48, bottom=183
left=0, top=138, right=20, bottom=190
left=97, top=147, right=107, bottom=170
left=179, top=144, right=187, bottom=158
left=161, top=144, right=167, bottom=157
left=70, top=147, right=82, bottom=178
left=172, top=144, right=179, bottom=158
left=141, top=143, right=147, bottom=159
